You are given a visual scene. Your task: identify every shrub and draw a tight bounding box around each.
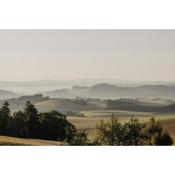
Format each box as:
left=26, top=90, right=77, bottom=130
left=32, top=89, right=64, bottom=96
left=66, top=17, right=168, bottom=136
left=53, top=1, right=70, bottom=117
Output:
left=68, top=130, right=89, bottom=146
left=95, top=117, right=173, bottom=146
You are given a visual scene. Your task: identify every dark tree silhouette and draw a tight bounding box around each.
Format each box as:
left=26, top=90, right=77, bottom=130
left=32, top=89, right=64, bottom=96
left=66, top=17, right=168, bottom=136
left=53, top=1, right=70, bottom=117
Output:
left=10, top=111, right=29, bottom=138
left=122, top=118, right=147, bottom=145
left=0, top=102, right=11, bottom=135
left=155, top=132, right=173, bottom=145
left=38, top=111, right=76, bottom=141
left=68, top=130, right=89, bottom=145
left=0, top=101, right=173, bottom=146
left=95, top=117, right=173, bottom=146
left=24, top=101, right=39, bottom=138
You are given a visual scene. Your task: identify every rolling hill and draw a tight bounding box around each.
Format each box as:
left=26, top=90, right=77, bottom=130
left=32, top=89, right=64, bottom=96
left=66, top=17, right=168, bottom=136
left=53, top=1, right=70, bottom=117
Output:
left=0, top=89, right=17, bottom=100
left=43, top=83, right=175, bottom=99
left=0, top=94, right=104, bottom=113
left=35, top=99, right=103, bottom=112
left=106, top=99, right=175, bottom=112
left=0, top=94, right=50, bottom=111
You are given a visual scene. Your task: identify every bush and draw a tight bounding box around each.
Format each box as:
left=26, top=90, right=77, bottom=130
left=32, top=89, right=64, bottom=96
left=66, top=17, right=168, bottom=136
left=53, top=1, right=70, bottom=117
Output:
left=122, top=118, right=147, bottom=145
left=68, top=130, right=89, bottom=145
left=96, top=118, right=124, bottom=145
left=155, top=132, right=173, bottom=146
left=95, top=117, right=173, bottom=146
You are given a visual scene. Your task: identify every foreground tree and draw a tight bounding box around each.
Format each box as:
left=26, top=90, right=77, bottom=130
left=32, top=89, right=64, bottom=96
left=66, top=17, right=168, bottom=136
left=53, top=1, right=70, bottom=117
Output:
left=38, top=111, right=76, bottom=141
left=96, top=118, right=124, bottom=145
left=95, top=117, right=173, bottom=146
left=122, top=118, right=147, bottom=145
left=10, top=111, right=29, bottom=137
left=24, top=101, right=39, bottom=138
left=0, top=101, right=173, bottom=146
left=155, top=132, right=173, bottom=145
left=68, top=130, right=89, bottom=145
left=0, top=102, right=11, bottom=135
left=146, top=118, right=173, bottom=145
left=0, top=101, right=77, bottom=142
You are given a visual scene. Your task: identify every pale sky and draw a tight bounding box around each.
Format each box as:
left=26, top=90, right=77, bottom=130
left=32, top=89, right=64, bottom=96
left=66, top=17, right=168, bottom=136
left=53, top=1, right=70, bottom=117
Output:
left=0, top=30, right=175, bottom=81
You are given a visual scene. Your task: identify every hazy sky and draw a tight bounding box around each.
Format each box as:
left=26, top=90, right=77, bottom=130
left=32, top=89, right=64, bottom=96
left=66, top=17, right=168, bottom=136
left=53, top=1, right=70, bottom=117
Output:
left=0, top=30, right=175, bottom=81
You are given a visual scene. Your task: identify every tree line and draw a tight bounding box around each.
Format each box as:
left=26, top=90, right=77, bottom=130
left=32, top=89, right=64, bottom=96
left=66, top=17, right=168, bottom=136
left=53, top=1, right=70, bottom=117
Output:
left=106, top=99, right=175, bottom=113
left=0, top=101, right=76, bottom=142
left=95, top=117, right=173, bottom=145
left=0, top=101, right=173, bottom=145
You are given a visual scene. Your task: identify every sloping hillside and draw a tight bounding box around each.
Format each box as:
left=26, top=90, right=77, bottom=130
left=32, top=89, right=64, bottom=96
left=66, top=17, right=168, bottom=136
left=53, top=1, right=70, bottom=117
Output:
left=43, top=83, right=175, bottom=99
left=35, top=99, right=103, bottom=112
left=0, top=89, right=17, bottom=100
left=0, top=135, right=64, bottom=146
left=0, top=94, right=50, bottom=111
left=89, top=84, right=175, bottom=99
left=106, top=99, right=175, bottom=112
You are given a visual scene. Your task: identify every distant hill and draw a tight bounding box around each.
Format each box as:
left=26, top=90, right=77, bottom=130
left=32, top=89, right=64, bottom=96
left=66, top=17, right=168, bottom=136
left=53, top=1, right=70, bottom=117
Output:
left=106, top=99, right=175, bottom=112
left=1, top=92, right=175, bottom=113
left=43, top=83, right=175, bottom=99
left=0, top=94, right=103, bottom=113
left=35, top=98, right=103, bottom=113
left=1, top=79, right=175, bottom=93
left=0, top=94, right=50, bottom=111
left=0, top=89, right=17, bottom=100
left=88, top=84, right=175, bottom=99
left=44, top=89, right=74, bottom=98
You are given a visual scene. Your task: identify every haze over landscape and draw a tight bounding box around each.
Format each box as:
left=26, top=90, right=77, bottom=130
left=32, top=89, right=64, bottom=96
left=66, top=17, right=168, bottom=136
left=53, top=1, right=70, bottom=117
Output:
left=0, top=30, right=175, bottom=146
left=0, top=30, right=175, bottom=82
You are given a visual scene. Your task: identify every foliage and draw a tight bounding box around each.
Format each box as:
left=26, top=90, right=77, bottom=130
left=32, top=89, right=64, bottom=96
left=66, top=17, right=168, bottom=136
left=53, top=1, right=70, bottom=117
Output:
left=10, top=111, right=29, bottom=138
left=146, top=117, right=173, bottom=145
left=24, top=101, right=39, bottom=138
left=95, top=117, right=173, bottom=146
left=38, top=111, right=76, bottom=141
left=0, top=101, right=77, bottom=142
left=68, top=130, right=89, bottom=145
left=0, top=101, right=173, bottom=146
left=155, top=132, right=173, bottom=145
left=122, top=118, right=147, bottom=145
left=0, top=102, right=11, bottom=135
left=96, top=118, right=124, bottom=145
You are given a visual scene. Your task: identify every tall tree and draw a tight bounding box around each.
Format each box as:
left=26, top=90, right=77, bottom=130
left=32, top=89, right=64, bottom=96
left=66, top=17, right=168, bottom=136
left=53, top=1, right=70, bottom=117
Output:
left=96, top=118, right=124, bottom=145
left=10, top=111, right=29, bottom=138
left=0, top=102, right=11, bottom=135
left=24, top=101, right=39, bottom=138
